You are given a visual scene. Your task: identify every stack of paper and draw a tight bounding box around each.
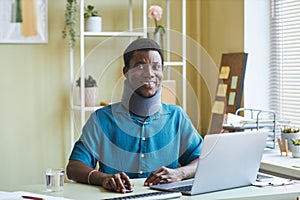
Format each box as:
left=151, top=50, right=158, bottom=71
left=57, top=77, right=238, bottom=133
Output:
left=253, top=177, right=299, bottom=187
left=224, top=113, right=256, bottom=127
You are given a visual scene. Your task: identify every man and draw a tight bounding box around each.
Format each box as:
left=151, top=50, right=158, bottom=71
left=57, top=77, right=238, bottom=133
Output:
left=66, top=38, right=203, bottom=193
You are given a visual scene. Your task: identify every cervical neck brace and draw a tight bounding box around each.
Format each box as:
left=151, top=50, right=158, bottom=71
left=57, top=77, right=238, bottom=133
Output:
left=121, top=80, right=162, bottom=117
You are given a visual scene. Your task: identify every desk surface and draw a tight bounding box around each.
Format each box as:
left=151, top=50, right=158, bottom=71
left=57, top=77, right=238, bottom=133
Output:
left=7, top=178, right=300, bottom=200
left=261, top=149, right=300, bottom=179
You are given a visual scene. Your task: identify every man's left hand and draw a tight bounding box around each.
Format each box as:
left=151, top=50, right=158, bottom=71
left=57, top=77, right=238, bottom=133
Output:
left=144, top=166, right=185, bottom=186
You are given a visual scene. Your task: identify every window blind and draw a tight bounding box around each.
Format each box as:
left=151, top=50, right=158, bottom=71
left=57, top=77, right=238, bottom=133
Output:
left=270, top=0, right=300, bottom=126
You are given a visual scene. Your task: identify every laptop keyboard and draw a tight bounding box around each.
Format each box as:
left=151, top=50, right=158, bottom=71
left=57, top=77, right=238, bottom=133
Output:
left=103, top=191, right=182, bottom=200
left=171, top=185, right=192, bottom=192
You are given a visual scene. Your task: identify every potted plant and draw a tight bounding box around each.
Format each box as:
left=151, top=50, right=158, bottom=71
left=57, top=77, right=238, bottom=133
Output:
left=76, top=75, right=99, bottom=107
left=290, top=138, right=300, bottom=158
left=62, top=0, right=78, bottom=48
left=84, top=4, right=102, bottom=32
left=280, top=127, right=300, bottom=151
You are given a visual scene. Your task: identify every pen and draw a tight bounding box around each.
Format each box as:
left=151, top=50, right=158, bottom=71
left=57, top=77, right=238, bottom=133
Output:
left=22, top=195, right=45, bottom=200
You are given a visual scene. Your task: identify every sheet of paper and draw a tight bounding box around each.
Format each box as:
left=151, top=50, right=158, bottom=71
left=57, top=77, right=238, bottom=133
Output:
left=228, top=92, right=236, bottom=105
left=224, top=113, right=256, bottom=127
left=0, top=191, right=72, bottom=200
left=231, top=76, right=238, bottom=89
left=219, top=66, right=230, bottom=79
left=212, top=101, right=224, bottom=114
left=216, top=84, right=227, bottom=97
left=253, top=177, right=299, bottom=187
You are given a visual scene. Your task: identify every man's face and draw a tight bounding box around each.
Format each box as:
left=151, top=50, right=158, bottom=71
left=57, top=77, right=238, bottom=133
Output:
left=123, top=50, right=163, bottom=98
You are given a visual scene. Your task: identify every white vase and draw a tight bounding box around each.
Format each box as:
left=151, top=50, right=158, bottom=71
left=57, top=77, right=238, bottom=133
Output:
left=281, top=132, right=300, bottom=151
left=291, top=145, right=300, bottom=158
left=85, top=16, right=102, bottom=32
left=148, top=32, right=163, bottom=50
left=85, top=87, right=99, bottom=107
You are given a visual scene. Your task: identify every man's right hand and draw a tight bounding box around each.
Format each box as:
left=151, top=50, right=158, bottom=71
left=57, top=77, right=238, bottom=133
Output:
left=101, top=172, right=134, bottom=193
left=67, top=160, right=133, bottom=193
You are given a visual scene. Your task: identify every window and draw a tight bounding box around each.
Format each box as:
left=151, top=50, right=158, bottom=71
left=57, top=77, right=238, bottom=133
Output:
left=270, top=0, right=300, bottom=127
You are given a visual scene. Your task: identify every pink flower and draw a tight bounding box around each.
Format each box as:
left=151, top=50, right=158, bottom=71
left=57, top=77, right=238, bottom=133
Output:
left=148, top=5, right=165, bottom=35
left=148, top=5, right=163, bottom=21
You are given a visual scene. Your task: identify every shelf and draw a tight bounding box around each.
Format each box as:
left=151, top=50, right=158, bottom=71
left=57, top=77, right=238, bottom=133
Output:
left=235, top=108, right=277, bottom=149
left=164, top=61, right=184, bottom=66
left=70, top=0, right=187, bottom=149
left=73, top=105, right=103, bottom=112
left=84, top=31, right=145, bottom=37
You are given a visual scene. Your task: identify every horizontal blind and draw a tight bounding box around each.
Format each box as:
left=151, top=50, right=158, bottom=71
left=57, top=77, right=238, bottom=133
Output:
left=270, top=0, right=300, bottom=126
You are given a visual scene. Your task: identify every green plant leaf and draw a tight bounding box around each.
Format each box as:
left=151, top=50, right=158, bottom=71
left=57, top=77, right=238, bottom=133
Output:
left=84, top=4, right=100, bottom=18
left=291, top=138, right=300, bottom=145
left=62, top=0, right=78, bottom=48
left=76, top=75, right=98, bottom=88
left=87, top=5, right=94, bottom=11
left=154, top=25, right=165, bottom=35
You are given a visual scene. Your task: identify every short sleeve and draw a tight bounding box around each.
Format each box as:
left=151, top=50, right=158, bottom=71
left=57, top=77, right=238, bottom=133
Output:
left=69, top=140, right=97, bottom=169
left=177, top=108, right=203, bottom=166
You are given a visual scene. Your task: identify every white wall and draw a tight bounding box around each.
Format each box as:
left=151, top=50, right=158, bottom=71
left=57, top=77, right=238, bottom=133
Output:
left=0, top=1, right=71, bottom=189
left=244, top=0, right=270, bottom=111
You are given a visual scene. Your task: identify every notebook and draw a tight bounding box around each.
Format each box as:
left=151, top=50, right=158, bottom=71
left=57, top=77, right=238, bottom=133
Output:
left=150, top=131, right=269, bottom=195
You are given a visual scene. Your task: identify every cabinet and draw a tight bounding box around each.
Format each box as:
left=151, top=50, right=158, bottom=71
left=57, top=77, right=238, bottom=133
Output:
left=70, top=0, right=187, bottom=148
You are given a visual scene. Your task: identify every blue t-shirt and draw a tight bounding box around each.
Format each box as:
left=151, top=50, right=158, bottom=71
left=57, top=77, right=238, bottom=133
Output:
left=69, top=102, right=203, bottom=178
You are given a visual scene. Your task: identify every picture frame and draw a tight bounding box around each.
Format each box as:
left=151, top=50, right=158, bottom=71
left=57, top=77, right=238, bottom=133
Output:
left=0, top=0, right=48, bottom=44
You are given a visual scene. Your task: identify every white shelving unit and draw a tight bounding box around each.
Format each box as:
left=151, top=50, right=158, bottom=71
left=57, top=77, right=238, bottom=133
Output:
left=70, top=0, right=187, bottom=148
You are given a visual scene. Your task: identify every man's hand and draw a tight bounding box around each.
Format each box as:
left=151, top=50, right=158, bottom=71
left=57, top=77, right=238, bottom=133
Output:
left=102, top=172, right=134, bottom=193
left=67, top=160, right=134, bottom=193
left=143, top=158, right=199, bottom=186
left=144, top=166, right=185, bottom=186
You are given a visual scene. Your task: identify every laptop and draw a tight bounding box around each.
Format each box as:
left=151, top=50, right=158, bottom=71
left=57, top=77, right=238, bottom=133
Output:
left=150, top=131, right=268, bottom=195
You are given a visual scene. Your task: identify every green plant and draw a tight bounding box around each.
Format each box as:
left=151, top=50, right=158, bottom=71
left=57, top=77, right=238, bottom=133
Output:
left=291, top=138, right=300, bottom=146
left=84, top=5, right=100, bottom=18
left=76, top=75, right=98, bottom=88
left=62, top=0, right=78, bottom=48
left=281, top=127, right=300, bottom=133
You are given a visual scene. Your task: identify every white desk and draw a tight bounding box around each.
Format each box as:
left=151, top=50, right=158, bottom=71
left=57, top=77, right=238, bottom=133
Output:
left=260, top=149, right=300, bottom=179
left=6, top=178, right=300, bottom=200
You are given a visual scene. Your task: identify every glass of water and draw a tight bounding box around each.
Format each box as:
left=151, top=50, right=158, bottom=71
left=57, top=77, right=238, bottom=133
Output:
left=45, top=168, right=64, bottom=192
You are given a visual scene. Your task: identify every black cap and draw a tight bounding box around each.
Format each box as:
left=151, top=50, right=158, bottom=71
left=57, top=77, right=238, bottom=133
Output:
left=123, top=38, right=164, bottom=67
